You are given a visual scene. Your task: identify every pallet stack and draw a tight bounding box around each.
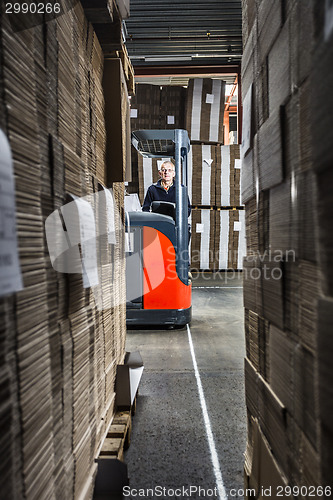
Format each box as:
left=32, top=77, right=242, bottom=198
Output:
left=130, top=83, right=186, bottom=131
left=188, top=139, right=245, bottom=271
left=242, top=0, right=332, bottom=493
left=0, top=2, right=128, bottom=499
left=128, top=83, right=186, bottom=195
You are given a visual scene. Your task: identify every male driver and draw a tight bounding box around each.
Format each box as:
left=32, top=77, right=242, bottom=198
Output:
left=142, top=160, right=191, bottom=216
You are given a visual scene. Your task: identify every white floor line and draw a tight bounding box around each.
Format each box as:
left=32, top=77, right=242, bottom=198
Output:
left=186, top=324, right=228, bottom=500
left=192, top=286, right=243, bottom=289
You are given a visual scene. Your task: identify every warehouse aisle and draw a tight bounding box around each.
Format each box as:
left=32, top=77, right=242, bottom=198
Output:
left=124, top=272, right=246, bottom=499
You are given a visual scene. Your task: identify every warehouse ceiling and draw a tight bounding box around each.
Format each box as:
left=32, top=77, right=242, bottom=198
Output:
left=123, top=0, right=242, bottom=83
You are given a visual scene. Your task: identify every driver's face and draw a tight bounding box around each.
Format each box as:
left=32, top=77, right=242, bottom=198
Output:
left=160, top=164, right=175, bottom=181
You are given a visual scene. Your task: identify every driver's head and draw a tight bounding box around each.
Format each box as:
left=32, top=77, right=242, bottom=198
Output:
left=159, top=161, right=175, bottom=182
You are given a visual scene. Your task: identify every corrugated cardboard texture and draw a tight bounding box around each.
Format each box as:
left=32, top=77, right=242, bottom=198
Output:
left=258, top=108, right=283, bottom=190
left=244, top=417, right=289, bottom=499
left=317, top=297, right=333, bottom=486
left=130, top=83, right=161, bottom=131
left=0, top=4, right=127, bottom=498
left=215, top=209, right=246, bottom=270
left=242, top=0, right=331, bottom=490
left=268, top=21, right=290, bottom=114
left=188, top=144, right=216, bottom=206
left=215, top=145, right=242, bottom=207
left=130, top=83, right=186, bottom=131
left=160, top=86, right=186, bottom=130
left=185, top=78, right=225, bottom=144
left=103, top=58, right=131, bottom=183
left=190, top=209, right=216, bottom=270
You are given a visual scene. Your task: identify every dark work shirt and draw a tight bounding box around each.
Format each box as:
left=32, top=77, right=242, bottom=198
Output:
left=142, top=180, right=191, bottom=217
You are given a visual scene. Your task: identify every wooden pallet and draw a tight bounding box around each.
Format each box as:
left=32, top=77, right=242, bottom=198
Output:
left=99, top=410, right=132, bottom=462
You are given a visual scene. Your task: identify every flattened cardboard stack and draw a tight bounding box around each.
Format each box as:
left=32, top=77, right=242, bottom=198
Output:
left=130, top=83, right=161, bottom=130
left=190, top=209, right=246, bottom=271
left=190, top=209, right=216, bottom=270
left=129, top=77, right=245, bottom=270
left=103, top=57, right=131, bottom=184
left=185, top=78, right=225, bottom=144
left=242, top=0, right=332, bottom=493
left=128, top=83, right=186, bottom=196
left=311, top=2, right=333, bottom=488
left=215, top=145, right=242, bottom=208
left=188, top=144, right=217, bottom=206
left=160, top=86, right=186, bottom=130
left=0, top=2, right=127, bottom=499
left=188, top=143, right=242, bottom=208
left=184, top=78, right=245, bottom=270
left=130, top=83, right=186, bottom=132
left=189, top=143, right=245, bottom=271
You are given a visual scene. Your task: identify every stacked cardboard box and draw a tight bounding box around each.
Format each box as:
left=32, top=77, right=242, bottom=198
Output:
left=0, top=2, right=127, bottom=499
left=215, top=145, right=242, bottom=207
left=190, top=209, right=246, bottom=271
left=160, top=85, right=186, bottom=130
left=242, top=0, right=332, bottom=493
left=185, top=78, right=245, bottom=270
left=190, top=209, right=216, bottom=270
left=185, top=78, right=225, bottom=144
left=130, top=83, right=186, bottom=132
left=103, top=57, right=131, bottom=184
left=129, top=77, right=244, bottom=270
left=311, top=0, right=333, bottom=488
left=188, top=144, right=217, bottom=206
left=130, top=83, right=161, bottom=131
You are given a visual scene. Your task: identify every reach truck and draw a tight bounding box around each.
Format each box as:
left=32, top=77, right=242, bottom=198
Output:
left=125, top=129, right=192, bottom=327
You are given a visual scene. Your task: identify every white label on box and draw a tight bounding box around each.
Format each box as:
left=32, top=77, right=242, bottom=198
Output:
left=325, top=0, right=333, bottom=40
left=130, top=108, right=138, bottom=118
left=241, top=84, right=252, bottom=156
left=196, top=223, right=204, bottom=233
left=0, top=130, right=23, bottom=297
left=234, top=159, right=242, bottom=169
left=74, top=198, right=99, bottom=288
left=167, top=115, right=175, bottom=124
left=234, top=221, right=241, bottom=232
left=103, top=186, right=117, bottom=244
left=206, top=93, right=214, bottom=104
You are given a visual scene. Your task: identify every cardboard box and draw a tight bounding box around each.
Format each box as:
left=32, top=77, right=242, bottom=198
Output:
left=103, top=58, right=131, bottom=183
left=130, top=83, right=161, bottom=131
left=244, top=418, right=289, bottom=500
left=188, top=145, right=216, bottom=206
left=116, top=351, right=144, bottom=408
left=215, top=209, right=246, bottom=270
left=190, top=209, right=216, bottom=270
left=267, top=21, right=291, bottom=114
left=215, top=145, right=242, bottom=207
left=185, top=78, right=225, bottom=144
left=258, top=108, right=283, bottom=190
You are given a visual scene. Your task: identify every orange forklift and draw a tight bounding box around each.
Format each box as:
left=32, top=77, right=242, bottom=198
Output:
left=125, top=129, right=192, bottom=327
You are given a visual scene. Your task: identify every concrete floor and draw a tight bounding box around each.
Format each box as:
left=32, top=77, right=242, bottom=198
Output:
left=124, top=271, right=246, bottom=499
